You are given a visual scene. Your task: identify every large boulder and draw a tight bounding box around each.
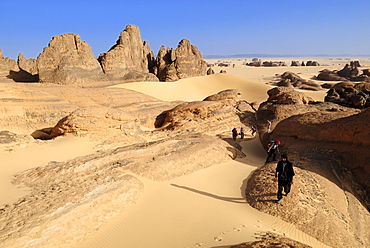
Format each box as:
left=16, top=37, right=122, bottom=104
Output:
left=155, top=39, right=207, bottom=82
left=274, top=72, right=322, bottom=91
left=98, top=25, right=158, bottom=83
left=266, top=86, right=313, bottom=105
left=155, top=89, right=241, bottom=132
left=317, top=69, right=347, bottom=81
left=37, top=33, right=107, bottom=86
left=325, top=82, right=370, bottom=108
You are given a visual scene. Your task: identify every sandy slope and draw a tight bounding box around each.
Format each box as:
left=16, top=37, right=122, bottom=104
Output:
left=0, top=135, right=96, bottom=206
left=78, top=136, right=329, bottom=248
left=80, top=70, right=329, bottom=247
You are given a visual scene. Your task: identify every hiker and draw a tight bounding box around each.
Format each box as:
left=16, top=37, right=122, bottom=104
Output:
left=240, top=127, right=245, bottom=139
left=267, top=120, right=272, bottom=133
left=232, top=127, right=238, bottom=141
left=251, top=126, right=256, bottom=136
left=275, top=154, right=295, bottom=201
left=266, top=139, right=280, bottom=163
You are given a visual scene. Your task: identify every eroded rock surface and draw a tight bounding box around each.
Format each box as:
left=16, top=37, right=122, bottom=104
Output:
left=37, top=33, right=107, bottom=86
left=155, top=39, right=207, bottom=82
left=98, top=25, right=158, bottom=83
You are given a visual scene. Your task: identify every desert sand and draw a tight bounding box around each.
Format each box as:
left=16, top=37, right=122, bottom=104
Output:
left=1, top=58, right=362, bottom=247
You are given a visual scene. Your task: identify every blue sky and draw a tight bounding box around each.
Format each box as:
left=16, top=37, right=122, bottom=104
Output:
left=1, top=0, right=369, bottom=60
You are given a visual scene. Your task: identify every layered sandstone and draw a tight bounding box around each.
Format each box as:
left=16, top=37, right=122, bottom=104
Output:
left=37, top=33, right=107, bottom=86
left=98, top=25, right=158, bottom=83
left=155, top=39, right=207, bottom=82
left=325, top=81, right=370, bottom=108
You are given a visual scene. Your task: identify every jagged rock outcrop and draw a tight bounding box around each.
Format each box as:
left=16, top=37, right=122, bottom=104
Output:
left=274, top=71, right=322, bottom=91
left=37, top=33, right=107, bottom=86
left=155, top=89, right=241, bottom=131
left=325, top=82, right=370, bottom=108
left=317, top=69, right=347, bottom=81
left=155, top=39, right=207, bottom=82
left=98, top=25, right=158, bottom=83
left=317, top=64, right=370, bottom=82
left=251, top=88, right=370, bottom=247
left=0, top=49, right=12, bottom=82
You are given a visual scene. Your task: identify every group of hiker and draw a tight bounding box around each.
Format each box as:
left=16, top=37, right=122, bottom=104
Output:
left=231, top=126, right=256, bottom=141
left=231, top=123, right=294, bottom=202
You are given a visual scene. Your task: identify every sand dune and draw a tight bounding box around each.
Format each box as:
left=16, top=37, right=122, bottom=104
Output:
left=78, top=136, right=329, bottom=248
left=110, top=73, right=272, bottom=103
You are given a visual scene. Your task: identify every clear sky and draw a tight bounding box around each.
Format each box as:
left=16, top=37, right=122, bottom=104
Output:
left=1, top=0, right=369, bottom=60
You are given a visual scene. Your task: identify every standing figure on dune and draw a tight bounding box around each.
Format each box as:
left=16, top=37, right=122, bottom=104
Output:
left=240, top=127, right=245, bottom=139
left=275, top=154, right=295, bottom=202
left=232, top=127, right=238, bottom=141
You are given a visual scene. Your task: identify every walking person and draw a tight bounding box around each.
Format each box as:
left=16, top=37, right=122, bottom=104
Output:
left=251, top=126, right=256, bottom=136
left=232, top=127, right=238, bottom=141
left=267, top=120, right=272, bottom=133
left=265, top=139, right=280, bottom=163
left=275, top=154, right=295, bottom=202
left=240, top=127, right=245, bottom=139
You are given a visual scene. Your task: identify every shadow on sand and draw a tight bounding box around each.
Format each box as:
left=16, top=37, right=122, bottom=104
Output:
left=171, top=184, right=247, bottom=204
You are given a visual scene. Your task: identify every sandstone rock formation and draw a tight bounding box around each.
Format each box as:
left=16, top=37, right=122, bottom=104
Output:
left=266, top=86, right=313, bottom=105
left=291, top=60, right=300, bottom=66
left=325, top=81, right=370, bottom=108
left=37, top=33, right=107, bottom=86
left=0, top=49, right=13, bottom=82
left=206, top=67, right=214, bottom=75
left=98, top=25, right=158, bottom=83
left=155, top=89, right=242, bottom=132
left=317, top=69, right=347, bottom=81
left=155, top=39, right=207, bottom=82
left=317, top=64, right=370, bottom=82
left=251, top=88, right=370, bottom=247
left=274, top=71, right=322, bottom=91
left=306, top=60, right=319, bottom=66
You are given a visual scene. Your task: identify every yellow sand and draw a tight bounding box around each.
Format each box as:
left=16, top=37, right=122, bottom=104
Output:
left=2, top=64, right=330, bottom=247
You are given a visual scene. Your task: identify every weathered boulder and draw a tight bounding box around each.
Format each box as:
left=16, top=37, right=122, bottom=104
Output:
left=338, top=64, right=359, bottom=78
left=98, top=25, right=158, bottom=83
left=325, top=82, right=370, bottom=108
left=266, top=86, right=313, bottom=104
left=50, top=107, right=141, bottom=138
left=350, top=60, right=361, bottom=67
left=306, top=61, right=319, bottom=66
left=155, top=90, right=241, bottom=132
left=317, top=69, right=347, bottom=81
left=290, top=61, right=300, bottom=66
left=274, top=71, right=322, bottom=91
left=219, top=70, right=227, bottom=73
left=155, top=39, right=207, bottom=82
left=206, top=67, right=214, bottom=75
left=37, top=33, right=107, bottom=86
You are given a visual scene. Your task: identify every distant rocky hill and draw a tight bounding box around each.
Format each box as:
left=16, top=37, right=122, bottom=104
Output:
left=0, top=25, right=207, bottom=85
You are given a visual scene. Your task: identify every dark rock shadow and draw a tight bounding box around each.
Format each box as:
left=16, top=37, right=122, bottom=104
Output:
left=7, top=69, right=39, bottom=82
